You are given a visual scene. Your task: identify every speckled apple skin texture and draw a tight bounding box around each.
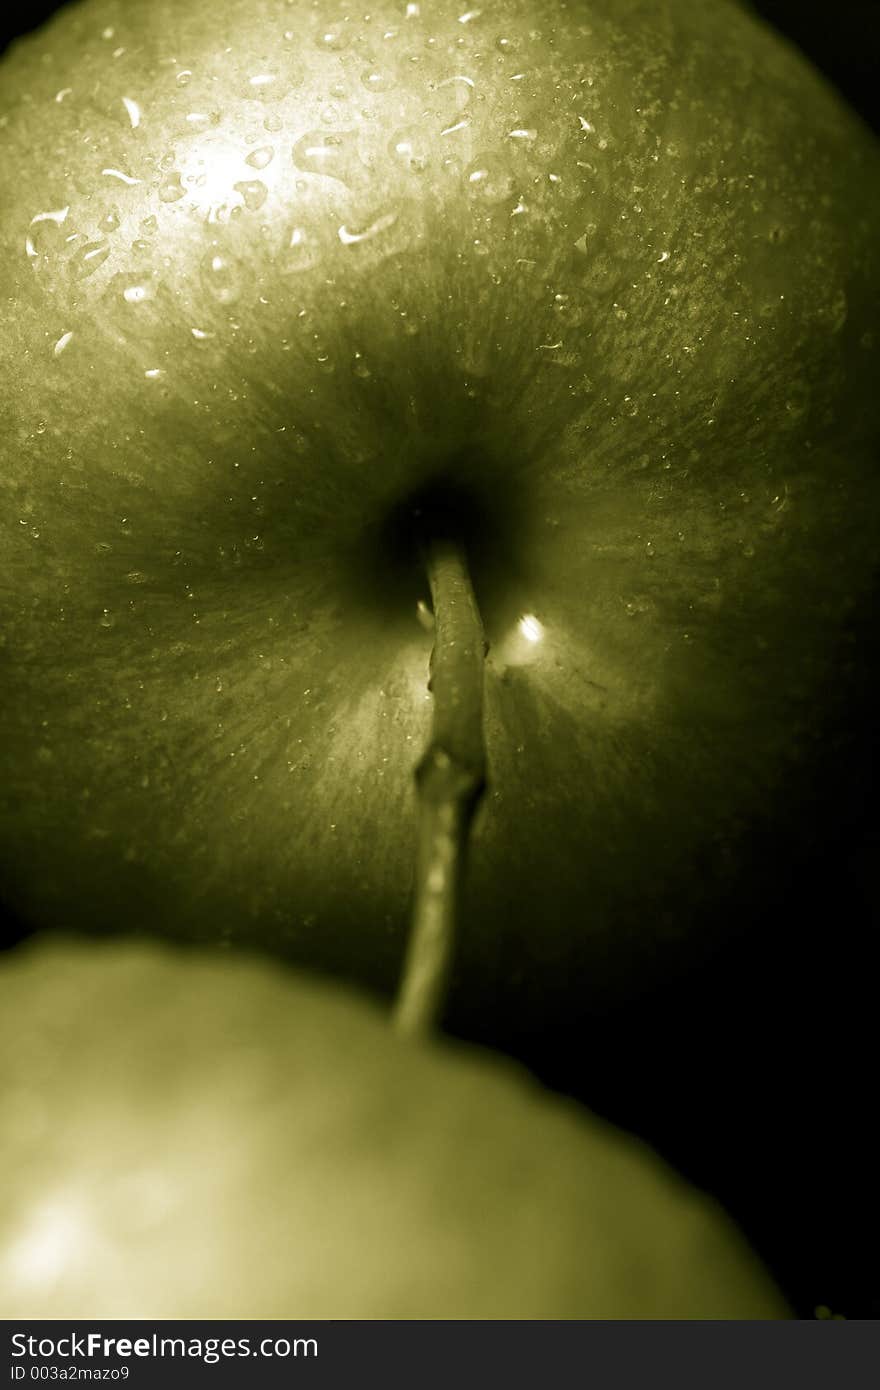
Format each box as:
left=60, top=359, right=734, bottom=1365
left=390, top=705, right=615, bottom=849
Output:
left=0, top=937, right=789, bottom=1317
left=0, top=2, right=877, bottom=1021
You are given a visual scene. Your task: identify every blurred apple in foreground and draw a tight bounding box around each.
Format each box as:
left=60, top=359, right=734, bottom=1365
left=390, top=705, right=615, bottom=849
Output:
left=0, top=938, right=788, bottom=1318
left=0, top=0, right=877, bottom=1039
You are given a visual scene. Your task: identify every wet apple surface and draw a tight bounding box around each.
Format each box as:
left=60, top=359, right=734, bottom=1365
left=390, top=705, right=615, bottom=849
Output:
left=0, top=0, right=878, bottom=1315
left=1, top=0, right=876, bottom=995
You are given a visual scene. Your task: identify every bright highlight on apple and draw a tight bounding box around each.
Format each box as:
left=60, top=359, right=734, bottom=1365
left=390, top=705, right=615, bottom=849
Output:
left=5, top=1198, right=90, bottom=1291
left=518, top=614, right=544, bottom=643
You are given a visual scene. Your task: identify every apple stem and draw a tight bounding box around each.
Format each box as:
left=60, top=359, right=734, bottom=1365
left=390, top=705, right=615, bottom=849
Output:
left=392, top=538, right=487, bottom=1038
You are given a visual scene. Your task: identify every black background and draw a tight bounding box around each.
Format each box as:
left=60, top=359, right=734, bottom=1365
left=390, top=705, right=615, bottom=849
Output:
left=1, top=0, right=878, bottom=1320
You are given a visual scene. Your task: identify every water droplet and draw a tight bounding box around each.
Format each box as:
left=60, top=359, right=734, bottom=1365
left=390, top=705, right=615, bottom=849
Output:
left=495, top=34, right=517, bottom=52
left=784, top=389, right=809, bottom=421
left=440, top=117, right=470, bottom=138
left=100, top=207, right=121, bottom=233
left=292, top=129, right=363, bottom=185
left=25, top=207, right=70, bottom=262
left=176, top=69, right=193, bottom=86
left=466, top=159, right=515, bottom=203
left=53, top=331, right=74, bottom=357
left=102, top=167, right=141, bottom=186
left=201, top=249, right=242, bottom=304
left=158, top=173, right=186, bottom=203
left=432, top=72, right=474, bottom=126
left=70, top=239, right=111, bottom=277
left=280, top=225, right=319, bottom=275
left=245, top=145, right=275, bottom=170
left=246, top=72, right=281, bottom=99
left=315, top=23, right=350, bottom=51
left=507, top=127, right=536, bottom=141
left=389, top=127, right=430, bottom=172
left=338, top=208, right=398, bottom=247
left=234, top=179, right=268, bottom=211
left=120, top=274, right=157, bottom=305
left=361, top=69, right=392, bottom=93
left=121, top=96, right=141, bottom=129
left=140, top=215, right=158, bottom=236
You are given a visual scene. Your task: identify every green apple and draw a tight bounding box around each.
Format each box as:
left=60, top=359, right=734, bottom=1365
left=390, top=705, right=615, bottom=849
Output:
left=0, top=0, right=877, bottom=1039
left=0, top=936, right=789, bottom=1318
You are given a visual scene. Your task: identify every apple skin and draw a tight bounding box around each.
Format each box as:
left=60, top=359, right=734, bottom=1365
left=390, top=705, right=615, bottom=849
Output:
left=0, top=936, right=789, bottom=1318
left=0, top=0, right=878, bottom=1037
